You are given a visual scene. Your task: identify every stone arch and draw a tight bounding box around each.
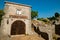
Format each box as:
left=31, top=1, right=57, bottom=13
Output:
left=11, top=20, right=26, bottom=35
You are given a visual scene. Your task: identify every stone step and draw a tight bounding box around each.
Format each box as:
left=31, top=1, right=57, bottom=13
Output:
left=0, top=35, right=10, bottom=40
left=11, top=35, right=45, bottom=40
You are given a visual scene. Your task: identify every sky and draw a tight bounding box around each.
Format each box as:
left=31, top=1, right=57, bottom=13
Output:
left=0, top=0, right=60, bottom=18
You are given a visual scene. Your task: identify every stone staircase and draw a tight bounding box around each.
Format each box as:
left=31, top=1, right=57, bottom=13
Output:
left=11, top=34, right=45, bottom=40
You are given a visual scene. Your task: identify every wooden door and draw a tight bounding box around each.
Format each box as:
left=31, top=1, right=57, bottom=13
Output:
left=11, top=20, right=25, bottom=35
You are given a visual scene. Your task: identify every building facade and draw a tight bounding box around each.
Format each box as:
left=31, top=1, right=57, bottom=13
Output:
left=1, top=1, right=32, bottom=36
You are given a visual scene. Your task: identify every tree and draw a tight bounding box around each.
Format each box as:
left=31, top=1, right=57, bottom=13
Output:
left=37, top=18, right=49, bottom=23
left=48, top=12, right=60, bottom=21
left=37, top=18, right=43, bottom=21
left=31, top=10, right=38, bottom=19
left=0, top=10, right=5, bottom=25
left=55, top=12, right=60, bottom=18
left=47, top=16, right=56, bottom=21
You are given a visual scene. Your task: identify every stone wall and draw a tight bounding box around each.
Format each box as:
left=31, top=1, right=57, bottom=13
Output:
left=39, top=25, right=55, bottom=40
left=32, top=20, right=55, bottom=40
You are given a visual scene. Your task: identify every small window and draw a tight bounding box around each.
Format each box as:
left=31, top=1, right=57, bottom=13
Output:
left=7, top=20, right=9, bottom=24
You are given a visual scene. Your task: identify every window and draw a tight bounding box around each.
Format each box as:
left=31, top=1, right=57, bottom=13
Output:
left=7, top=20, right=9, bottom=24
left=16, top=9, right=22, bottom=15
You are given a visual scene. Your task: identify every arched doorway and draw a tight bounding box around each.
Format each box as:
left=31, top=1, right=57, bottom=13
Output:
left=11, top=20, right=25, bottom=35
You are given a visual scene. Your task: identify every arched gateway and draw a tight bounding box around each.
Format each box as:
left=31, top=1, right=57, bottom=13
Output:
left=1, top=1, right=32, bottom=40
left=11, top=20, right=25, bottom=35
left=2, top=1, right=31, bottom=36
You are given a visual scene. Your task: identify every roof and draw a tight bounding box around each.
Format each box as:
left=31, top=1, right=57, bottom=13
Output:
left=4, top=1, right=32, bottom=8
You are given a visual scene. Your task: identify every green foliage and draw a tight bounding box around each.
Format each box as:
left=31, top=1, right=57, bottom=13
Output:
left=48, top=12, right=60, bottom=21
left=37, top=18, right=43, bottom=21
left=37, top=18, right=49, bottom=23
left=55, top=12, right=60, bottom=18
left=0, top=10, right=5, bottom=25
left=47, top=16, right=56, bottom=21
left=42, top=19, right=48, bottom=22
left=31, top=10, right=38, bottom=19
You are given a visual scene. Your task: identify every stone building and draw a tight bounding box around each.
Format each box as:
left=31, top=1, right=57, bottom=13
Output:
left=0, top=1, right=31, bottom=40
left=2, top=1, right=32, bottom=35
left=0, top=1, right=45, bottom=40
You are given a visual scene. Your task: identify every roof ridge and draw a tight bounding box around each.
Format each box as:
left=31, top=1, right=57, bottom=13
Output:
left=4, top=1, right=31, bottom=7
